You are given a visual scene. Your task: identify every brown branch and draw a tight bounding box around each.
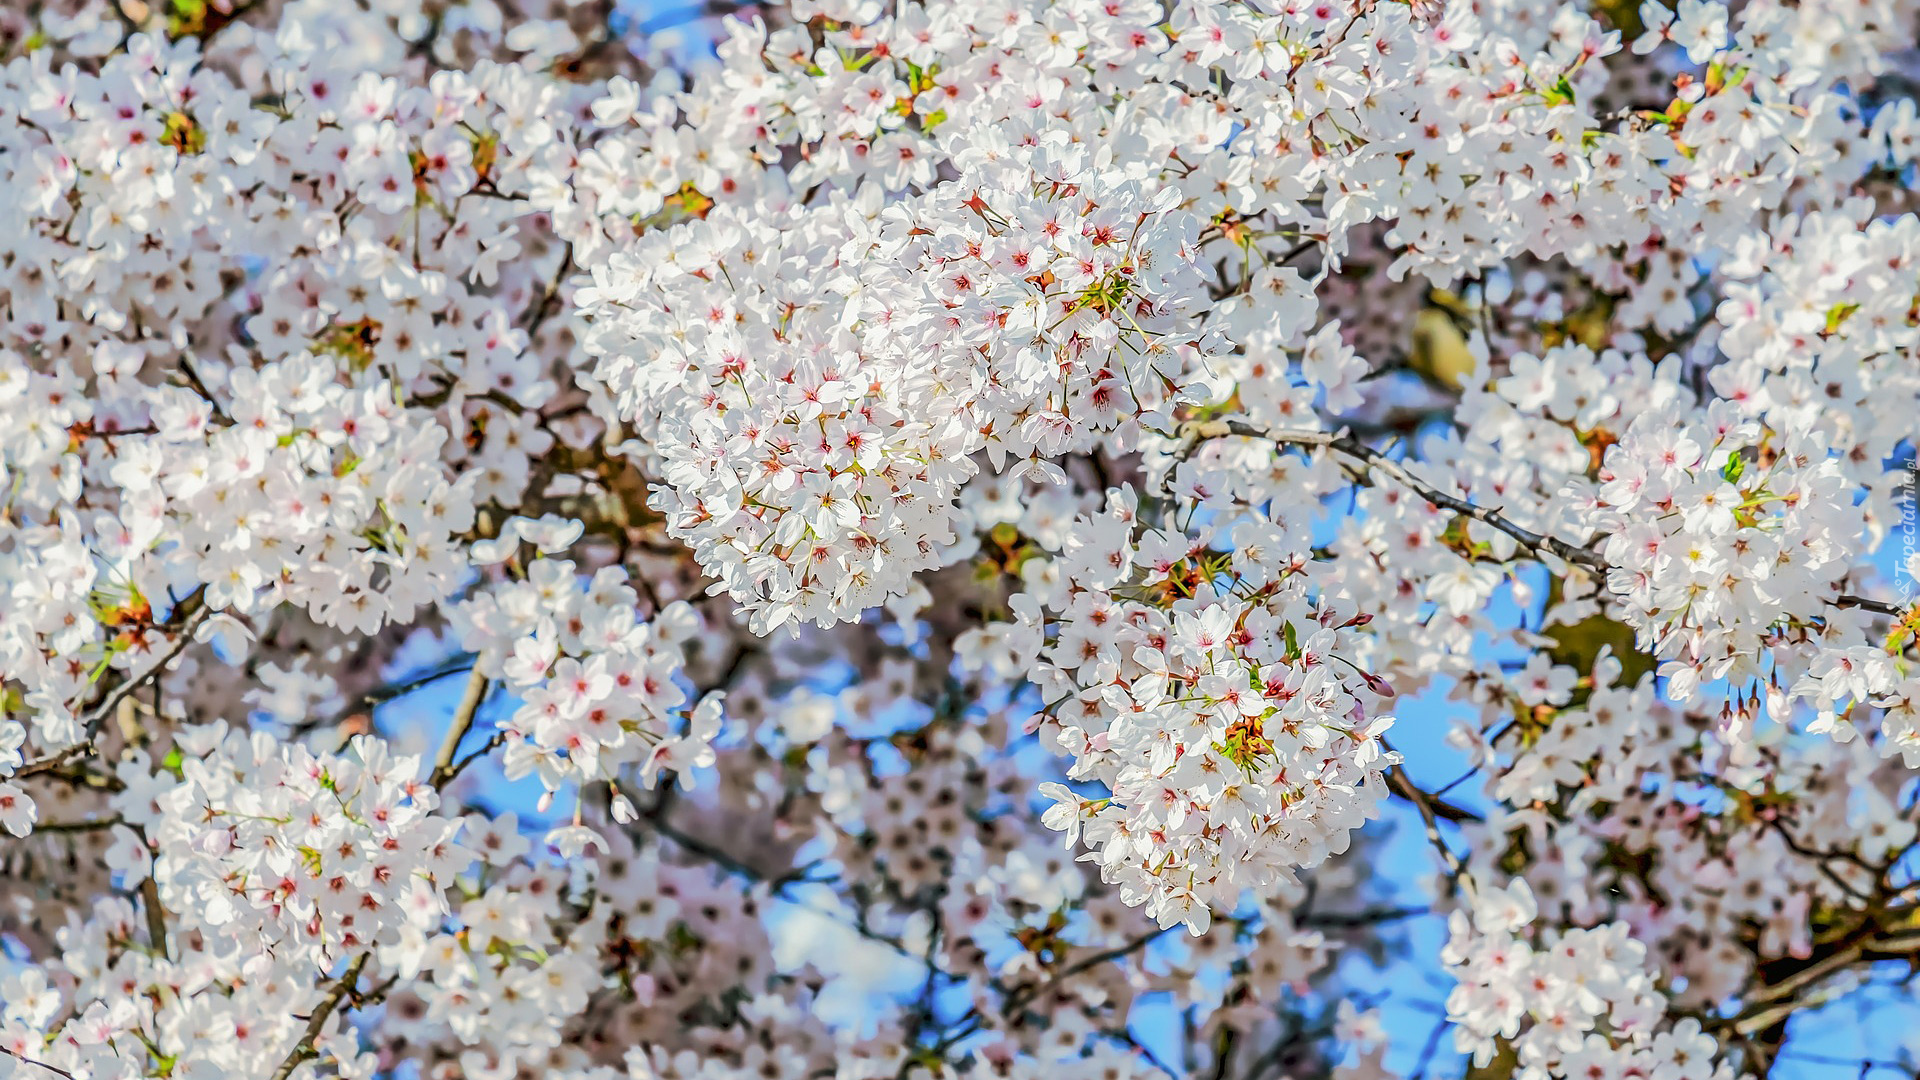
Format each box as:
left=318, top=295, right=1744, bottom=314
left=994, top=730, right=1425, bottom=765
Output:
left=267, top=952, right=370, bottom=1080
left=1836, top=594, right=1905, bottom=617
left=441, top=733, right=507, bottom=785
left=1387, top=767, right=1482, bottom=825
left=1195, top=420, right=1604, bottom=570
left=1712, top=892, right=1920, bottom=1058
left=1764, top=819, right=1878, bottom=902
left=123, top=820, right=169, bottom=958
left=1381, top=751, right=1473, bottom=889
left=141, top=876, right=170, bottom=960
left=26, top=814, right=124, bottom=833
left=1729, top=940, right=1865, bottom=1037
left=11, top=741, right=96, bottom=781
left=929, top=925, right=1171, bottom=1062
left=520, top=247, right=574, bottom=340
left=1299, top=904, right=1430, bottom=929
left=315, top=657, right=477, bottom=736
left=633, top=800, right=935, bottom=967
left=1192, top=422, right=1919, bottom=626
left=642, top=805, right=779, bottom=884
left=14, top=600, right=210, bottom=779
left=428, top=669, right=491, bottom=788
left=1038, top=927, right=1169, bottom=990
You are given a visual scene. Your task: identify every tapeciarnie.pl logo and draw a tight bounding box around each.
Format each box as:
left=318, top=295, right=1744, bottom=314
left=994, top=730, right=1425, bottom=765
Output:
left=1901, top=455, right=1918, bottom=606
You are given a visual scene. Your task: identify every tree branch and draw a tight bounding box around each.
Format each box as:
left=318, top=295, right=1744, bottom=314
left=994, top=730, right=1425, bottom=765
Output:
left=1387, top=767, right=1482, bottom=825
left=28, top=814, right=124, bottom=833
left=318, top=656, right=478, bottom=735
left=1382, top=752, right=1473, bottom=891
left=1299, top=904, right=1430, bottom=929
left=1187, top=420, right=1915, bottom=623
left=267, top=952, right=370, bottom=1080
left=14, top=600, right=211, bottom=779
left=428, top=669, right=491, bottom=788
left=1193, top=420, right=1603, bottom=569
left=1042, top=927, right=1170, bottom=989
left=141, top=875, right=170, bottom=960
left=1835, top=594, right=1905, bottom=617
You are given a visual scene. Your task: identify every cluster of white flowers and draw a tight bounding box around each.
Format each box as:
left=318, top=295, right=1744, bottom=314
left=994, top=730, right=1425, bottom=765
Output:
left=132, top=724, right=470, bottom=965
left=1437, top=637, right=1914, bottom=1007
left=577, top=140, right=1220, bottom=634
left=1581, top=406, right=1865, bottom=698
left=0, top=16, right=590, bottom=838
left=0, top=726, right=471, bottom=1079
left=451, top=546, right=720, bottom=817
left=381, top=815, right=604, bottom=1065
left=979, top=484, right=1400, bottom=934
left=1444, top=879, right=1734, bottom=1080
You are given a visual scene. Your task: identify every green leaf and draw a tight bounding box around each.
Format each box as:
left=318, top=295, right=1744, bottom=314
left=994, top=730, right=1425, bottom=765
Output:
left=1825, top=302, right=1860, bottom=335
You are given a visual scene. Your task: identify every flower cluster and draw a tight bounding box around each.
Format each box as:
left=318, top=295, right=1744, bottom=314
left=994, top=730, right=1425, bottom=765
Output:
left=136, top=724, right=470, bottom=956
left=577, top=140, right=1220, bottom=634
left=0, top=727, right=471, bottom=1080
left=1579, top=405, right=1866, bottom=701
left=959, top=481, right=1399, bottom=934
left=1443, top=879, right=1735, bottom=1080
left=451, top=547, right=719, bottom=811
left=0, top=23, right=586, bottom=834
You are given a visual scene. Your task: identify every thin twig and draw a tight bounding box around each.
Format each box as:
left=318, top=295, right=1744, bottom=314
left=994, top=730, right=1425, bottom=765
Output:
left=26, top=814, right=124, bottom=833
left=1041, top=927, right=1169, bottom=989
left=0, top=1045, right=78, bottom=1080
left=443, top=733, right=507, bottom=784
left=645, top=810, right=771, bottom=882
left=635, top=801, right=939, bottom=967
left=1387, top=769, right=1482, bottom=825
left=176, top=354, right=231, bottom=424
left=1836, top=594, right=1905, bottom=617
left=1382, top=749, right=1473, bottom=896
left=520, top=247, right=574, bottom=339
left=319, top=657, right=478, bottom=734
left=1765, top=819, right=1877, bottom=903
